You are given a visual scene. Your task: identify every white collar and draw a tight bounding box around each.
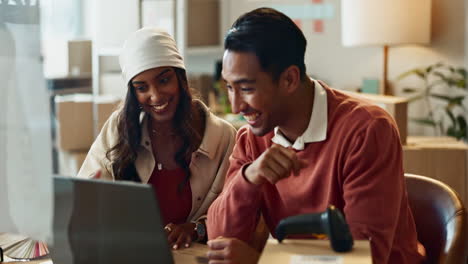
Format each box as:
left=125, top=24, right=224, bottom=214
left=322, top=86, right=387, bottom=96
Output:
left=271, top=79, right=328, bottom=150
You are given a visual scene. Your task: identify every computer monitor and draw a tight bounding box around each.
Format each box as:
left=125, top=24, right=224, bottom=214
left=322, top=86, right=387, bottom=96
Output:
left=52, top=175, right=173, bottom=264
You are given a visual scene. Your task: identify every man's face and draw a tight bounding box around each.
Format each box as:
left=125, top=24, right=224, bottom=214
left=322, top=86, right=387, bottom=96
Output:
left=222, top=50, right=284, bottom=136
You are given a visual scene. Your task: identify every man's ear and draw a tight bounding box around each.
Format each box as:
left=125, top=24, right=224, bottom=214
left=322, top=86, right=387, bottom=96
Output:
left=280, top=65, right=300, bottom=94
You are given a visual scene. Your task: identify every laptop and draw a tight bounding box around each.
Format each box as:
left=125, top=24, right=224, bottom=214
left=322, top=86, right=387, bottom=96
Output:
left=52, top=175, right=173, bottom=264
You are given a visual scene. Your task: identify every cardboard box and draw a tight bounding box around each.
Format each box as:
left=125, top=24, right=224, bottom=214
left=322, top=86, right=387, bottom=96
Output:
left=187, top=0, right=220, bottom=46
left=58, top=150, right=89, bottom=177
left=188, top=74, right=213, bottom=105
left=345, top=91, right=408, bottom=145
left=68, top=39, right=92, bottom=75
left=403, top=136, right=468, bottom=205
left=95, top=96, right=121, bottom=133
left=55, top=94, right=121, bottom=151
left=55, top=94, right=94, bottom=151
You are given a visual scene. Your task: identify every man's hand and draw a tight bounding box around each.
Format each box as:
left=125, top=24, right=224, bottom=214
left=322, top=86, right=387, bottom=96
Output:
left=244, top=144, right=304, bottom=185
left=165, top=222, right=196, bottom=250
left=207, top=237, right=260, bottom=264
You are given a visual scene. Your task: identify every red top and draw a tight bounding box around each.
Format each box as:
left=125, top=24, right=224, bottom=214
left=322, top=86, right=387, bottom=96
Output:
left=207, top=86, right=424, bottom=264
left=148, top=167, right=192, bottom=225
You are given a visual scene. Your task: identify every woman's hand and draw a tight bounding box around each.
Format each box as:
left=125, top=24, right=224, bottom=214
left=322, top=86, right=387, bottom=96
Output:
left=164, top=222, right=196, bottom=250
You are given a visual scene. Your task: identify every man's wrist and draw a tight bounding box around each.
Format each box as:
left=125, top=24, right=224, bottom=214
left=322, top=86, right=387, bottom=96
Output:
left=242, top=163, right=254, bottom=184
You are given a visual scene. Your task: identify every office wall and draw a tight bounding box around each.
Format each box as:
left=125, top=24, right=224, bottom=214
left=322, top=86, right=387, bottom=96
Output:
left=81, top=0, right=465, bottom=87
left=78, top=0, right=466, bottom=84
left=82, top=0, right=94, bottom=38
left=226, top=0, right=465, bottom=88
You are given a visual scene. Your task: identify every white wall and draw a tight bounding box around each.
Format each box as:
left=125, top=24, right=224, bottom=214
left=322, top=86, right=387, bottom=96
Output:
left=81, top=0, right=465, bottom=84
left=217, top=0, right=466, bottom=89
left=82, top=0, right=94, bottom=38
left=281, top=0, right=465, bottom=90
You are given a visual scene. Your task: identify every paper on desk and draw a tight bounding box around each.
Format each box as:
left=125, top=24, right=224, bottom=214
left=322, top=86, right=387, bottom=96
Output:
left=0, top=9, right=53, bottom=245
left=290, top=255, right=343, bottom=264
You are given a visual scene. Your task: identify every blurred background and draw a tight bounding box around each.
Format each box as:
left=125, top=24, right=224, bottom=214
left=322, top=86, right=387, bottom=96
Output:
left=0, top=0, right=467, bottom=259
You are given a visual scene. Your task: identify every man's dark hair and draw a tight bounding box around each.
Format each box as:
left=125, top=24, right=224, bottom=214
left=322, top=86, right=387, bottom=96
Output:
left=225, top=7, right=307, bottom=81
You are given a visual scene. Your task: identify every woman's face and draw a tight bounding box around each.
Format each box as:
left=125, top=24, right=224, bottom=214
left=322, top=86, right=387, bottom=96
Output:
left=131, top=67, right=181, bottom=123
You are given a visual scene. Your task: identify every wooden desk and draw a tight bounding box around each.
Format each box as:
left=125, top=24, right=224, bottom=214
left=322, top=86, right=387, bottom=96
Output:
left=173, top=242, right=208, bottom=263
left=2, top=243, right=208, bottom=264
left=4, top=240, right=371, bottom=263
left=259, top=239, right=372, bottom=264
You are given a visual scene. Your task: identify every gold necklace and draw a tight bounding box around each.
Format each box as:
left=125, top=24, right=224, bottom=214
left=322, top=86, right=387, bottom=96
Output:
left=149, top=120, right=176, bottom=170
left=151, top=128, right=176, bottom=136
left=150, top=120, right=176, bottom=137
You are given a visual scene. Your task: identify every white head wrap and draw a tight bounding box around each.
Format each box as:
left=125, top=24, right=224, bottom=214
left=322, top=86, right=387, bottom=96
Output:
left=119, top=27, right=185, bottom=85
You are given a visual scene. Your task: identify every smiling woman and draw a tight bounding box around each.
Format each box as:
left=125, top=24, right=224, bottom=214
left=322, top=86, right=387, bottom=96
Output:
left=131, top=67, right=181, bottom=124
left=77, top=27, right=237, bottom=250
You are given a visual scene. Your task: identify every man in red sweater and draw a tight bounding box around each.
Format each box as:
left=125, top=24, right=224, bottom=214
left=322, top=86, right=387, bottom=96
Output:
left=206, top=7, right=425, bottom=264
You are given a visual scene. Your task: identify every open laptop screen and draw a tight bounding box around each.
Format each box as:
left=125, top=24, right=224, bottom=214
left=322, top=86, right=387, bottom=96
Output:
left=52, top=175, right=174, bottom=264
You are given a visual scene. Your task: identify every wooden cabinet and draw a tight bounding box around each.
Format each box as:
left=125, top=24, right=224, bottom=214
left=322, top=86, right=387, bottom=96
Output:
left=403, top=136, right=468, bottom=205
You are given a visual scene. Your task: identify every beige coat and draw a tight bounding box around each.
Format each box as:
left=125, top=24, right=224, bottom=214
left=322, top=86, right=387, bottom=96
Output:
left=77, top=102, right=237, bottom=222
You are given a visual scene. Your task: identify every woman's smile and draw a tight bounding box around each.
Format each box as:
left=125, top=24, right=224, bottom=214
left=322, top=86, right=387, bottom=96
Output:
left=150, top=101, right=170, bottom=113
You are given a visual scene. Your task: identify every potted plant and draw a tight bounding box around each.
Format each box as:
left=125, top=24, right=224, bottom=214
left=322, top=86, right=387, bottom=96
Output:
left=397, top=63, right=467, bottom=141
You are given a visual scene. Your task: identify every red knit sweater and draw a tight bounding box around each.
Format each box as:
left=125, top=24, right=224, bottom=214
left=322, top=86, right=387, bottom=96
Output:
left=207, top=86, right=424, bottom=264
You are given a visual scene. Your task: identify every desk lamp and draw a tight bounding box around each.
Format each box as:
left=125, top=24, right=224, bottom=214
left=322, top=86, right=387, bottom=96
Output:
left=341, top=0, right=431, bottom=95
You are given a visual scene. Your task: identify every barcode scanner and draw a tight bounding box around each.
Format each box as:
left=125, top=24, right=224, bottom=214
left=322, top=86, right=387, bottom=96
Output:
left=275, top=205, right=354, bottom=252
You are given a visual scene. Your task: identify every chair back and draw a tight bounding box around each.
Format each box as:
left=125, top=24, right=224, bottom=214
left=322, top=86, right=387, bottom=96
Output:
left=405, top=173, right=467, bottom=264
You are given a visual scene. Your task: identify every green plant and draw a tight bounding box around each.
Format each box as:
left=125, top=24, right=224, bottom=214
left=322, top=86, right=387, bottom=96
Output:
left=397, top=63, right=467, bottom=141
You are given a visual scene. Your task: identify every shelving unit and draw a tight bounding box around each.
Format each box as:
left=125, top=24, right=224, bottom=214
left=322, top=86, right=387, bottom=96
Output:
left=177, top=0, right=228, bottom=74
left=91, top=0, right=140, bottom=101
left=91, top=0, right=227, bottom=97
left=186, top=45, right=224, bottom=56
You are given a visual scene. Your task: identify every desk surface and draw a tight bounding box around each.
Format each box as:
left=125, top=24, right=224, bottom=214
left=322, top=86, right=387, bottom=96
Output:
left=172, top=242, right=208, bottom=263
left=404, top=136, right=468, bottom=149
left=4, top=240, right=371, bottom=264
left=259, top=239, right=372, bottom=264
left=2, top=243, right=208, bottom=264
